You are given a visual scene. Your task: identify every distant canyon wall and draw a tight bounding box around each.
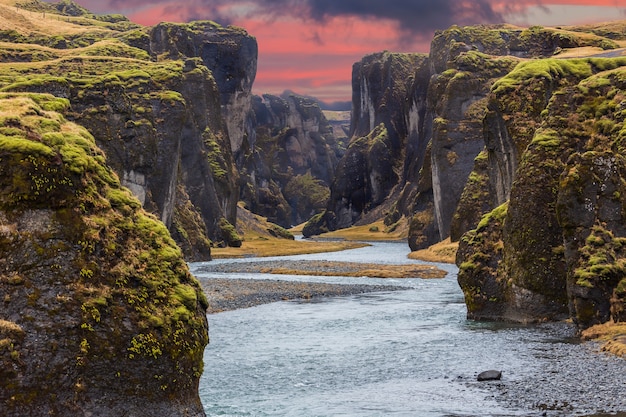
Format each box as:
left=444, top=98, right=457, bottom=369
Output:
left=241, top=93, right=345, bottom=227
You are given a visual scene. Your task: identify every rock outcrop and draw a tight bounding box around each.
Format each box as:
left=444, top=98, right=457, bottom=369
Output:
left=241, top=93, right=341, bottom=227
left=0, top=93, right=208, bottom=416
left=304, top=52, right=431, bottom=236
left=147, top=21, right=258, bottom=160
left=457, top=57, right=626, bottom=327
left=305, top=23, right=624, bottom=247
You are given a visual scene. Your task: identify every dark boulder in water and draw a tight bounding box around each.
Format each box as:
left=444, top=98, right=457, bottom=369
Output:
left=477, top=370, right=502, bottom=381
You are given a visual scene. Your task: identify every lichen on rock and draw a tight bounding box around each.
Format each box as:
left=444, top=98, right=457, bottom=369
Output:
left=0, top=93, right=208, bottom=416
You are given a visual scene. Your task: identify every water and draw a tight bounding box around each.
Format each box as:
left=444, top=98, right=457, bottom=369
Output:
left=191, top=242, right=626, bottom=417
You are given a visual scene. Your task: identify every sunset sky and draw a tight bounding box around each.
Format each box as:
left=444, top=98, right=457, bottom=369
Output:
left=59, top=0, right=626, bottom=104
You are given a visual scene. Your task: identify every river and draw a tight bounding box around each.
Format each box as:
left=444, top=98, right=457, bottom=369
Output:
left=190, top=241, right=626, bottom=417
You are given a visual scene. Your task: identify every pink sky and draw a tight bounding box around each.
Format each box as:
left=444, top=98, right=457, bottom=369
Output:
left=59, top=0, right=626, bottom=103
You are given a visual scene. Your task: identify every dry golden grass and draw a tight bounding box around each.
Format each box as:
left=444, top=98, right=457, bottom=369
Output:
left=555, top=46, right=626, bottom=58
left=311, top=219, right=409, bottom=241
left=211, top=205, right=369, bottom=258
left=581, top=321, right=626, bottom=357
left=210, top=239, right=369, bottom=259
left=258, top=261, right=446, bottom=279
left=0, top=2, right=109, bottom=36
left=409, top=238, right=458, bottom=264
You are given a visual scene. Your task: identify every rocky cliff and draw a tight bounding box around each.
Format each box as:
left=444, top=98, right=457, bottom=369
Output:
left=303, top=51, right=431, bottom=236
left=301, top=21, right=626, bottom=329
left=148, top=21, right=258, bottom=161
left=457, top=57, right=626, bottom=327
left=241, top=93, right=341, bottom=227
left=416, top=24, right=619, bottom=248
left=0, top=1, right=258, bottom=259
left=305, top=24, right=624, bottom=246
left=0, top=93, right=208, bottom=416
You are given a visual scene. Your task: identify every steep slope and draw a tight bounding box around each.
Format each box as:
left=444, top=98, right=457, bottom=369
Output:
left=303, top=51, right=431, bottom=236
left=241, top=93, right=340, bottom=227
left=457, top=57, right=626, bottom=327
left=0, top=0, right=257, bottom=258
left=0, top=93, right=208, bottom=416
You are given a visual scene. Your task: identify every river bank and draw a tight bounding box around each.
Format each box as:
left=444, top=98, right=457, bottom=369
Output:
left=199, top=278, right=403, bottom=314
left=198, top=241, right=626, bottom=416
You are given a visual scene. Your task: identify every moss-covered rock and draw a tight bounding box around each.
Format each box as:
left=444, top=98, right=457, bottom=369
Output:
left=457, top=60, right=626, bottom=328
left=457, top=202, right=508, bottom=319
left=240, top=93, right=338, bottom=227
left=0, top=93, right=208, bottom=416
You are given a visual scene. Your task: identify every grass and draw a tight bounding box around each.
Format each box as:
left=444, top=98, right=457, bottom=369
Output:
left=408, top=238, right=459, bottom=264
left=210, top=239, right=369, bottom=259
left=310, top=219, right=410, bottom=241
left=581, top=321, right=626, bottom=357
left=255, top=260, right=446, bottom=279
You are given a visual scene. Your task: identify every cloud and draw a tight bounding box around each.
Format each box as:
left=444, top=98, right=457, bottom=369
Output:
left=304, top=0, right=504, bottom=33
left=74, top=0, right=507, bottom=33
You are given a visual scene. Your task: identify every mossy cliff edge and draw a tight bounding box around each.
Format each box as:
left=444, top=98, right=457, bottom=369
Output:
left=0, top=93, right=208, bottom=415
left=0, top=0, right=259, bottom=259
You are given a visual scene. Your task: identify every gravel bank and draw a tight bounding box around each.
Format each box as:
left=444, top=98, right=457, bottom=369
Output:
left=194, top=259, right=446, bottom=278
left=198, top=277, right=402, bottom=314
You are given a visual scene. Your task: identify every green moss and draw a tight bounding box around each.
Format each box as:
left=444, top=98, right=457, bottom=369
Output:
left=218, top=217, right=242, bottom=248
left=492, top=58, right=626, bottom=95
left=0, top=135, right=55, bottom=157
left=531, top=128, right=561, bottom=148
left=0, top=93, right=208, bottom=396
left=476, top=202, right=508, bottom=231
left=128, top=333, right=162, bottom=359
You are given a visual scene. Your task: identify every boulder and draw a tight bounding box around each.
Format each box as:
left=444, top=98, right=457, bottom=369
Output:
left=477, top=370, right=502, bottom=381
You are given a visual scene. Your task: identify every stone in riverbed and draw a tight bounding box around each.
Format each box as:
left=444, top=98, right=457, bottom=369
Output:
left=477, top=370, right=502, bottom=381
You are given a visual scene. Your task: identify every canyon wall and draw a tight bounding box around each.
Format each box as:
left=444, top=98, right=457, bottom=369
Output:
left=0, top=93, right=208, bottom=416
left=0, top=5, right=259, bottom=259
left=241, top=93, right=343, bottom=227
left=457, top=57, right=626, bottom=327
left=304, top=22, right=626, bottom=328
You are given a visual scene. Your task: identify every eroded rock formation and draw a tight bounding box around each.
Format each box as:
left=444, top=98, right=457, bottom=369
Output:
left=0, top=93, right=208, bottom=416
left=457, top=58, right=626, bottom=327
left=0, top=4, right=258, bottom=258
left=241, top=93, right=341, bottom=227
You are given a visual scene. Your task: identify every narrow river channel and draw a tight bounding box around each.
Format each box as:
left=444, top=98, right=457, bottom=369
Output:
left=190, top=241, right=626, bottom=417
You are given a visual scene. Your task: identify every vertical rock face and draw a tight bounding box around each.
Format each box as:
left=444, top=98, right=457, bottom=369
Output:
left=0, top=94, right=208, bottom=416
left=431, top=24, right=622, bottom=244
left=241, top=93, right=339, bottom=226
left=149, top=21, right=258, bottom=160
left=427, top=49, right=517, bottom=243
left=304, top=52, right=431, bottom=236
left=457, top=59, right=626, bottom=327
